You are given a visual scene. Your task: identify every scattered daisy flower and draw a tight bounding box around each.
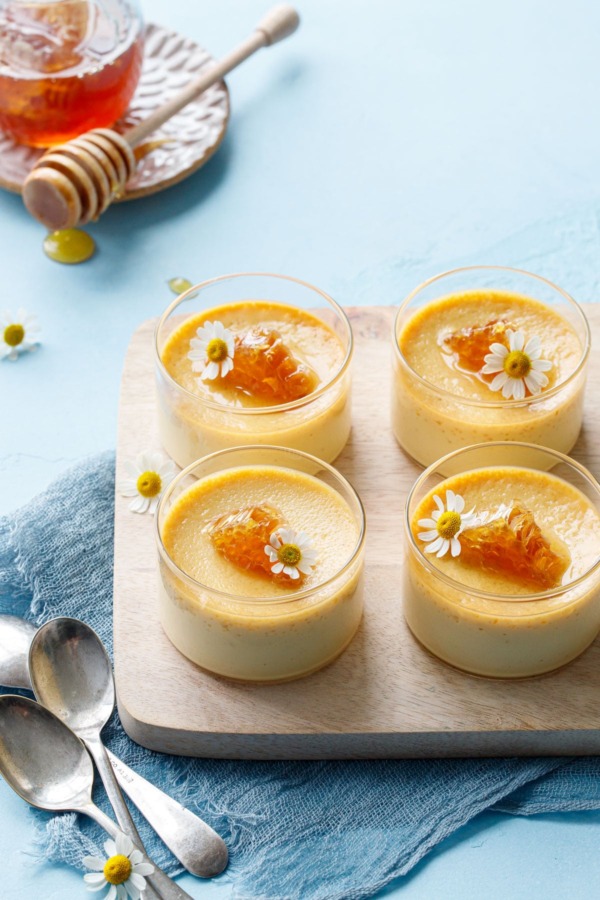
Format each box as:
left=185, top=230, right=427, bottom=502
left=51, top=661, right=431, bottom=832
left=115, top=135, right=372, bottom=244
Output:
left=265, top=527, right=317, bottom=579
left=83, top=831, right=154, bottom=899
left=118, top=451, right=177, bottom=515
left=0, top=309, right=41, bottom=361
left=188, top=320, right=235, bottom=381
left=481, top=329, right=552, bottom=400
left=418, top=490, right=477, bottom=558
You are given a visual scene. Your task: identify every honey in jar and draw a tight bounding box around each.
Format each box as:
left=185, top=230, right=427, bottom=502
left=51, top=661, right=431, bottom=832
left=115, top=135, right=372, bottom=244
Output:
left=0, top=0, right=144, bottom=146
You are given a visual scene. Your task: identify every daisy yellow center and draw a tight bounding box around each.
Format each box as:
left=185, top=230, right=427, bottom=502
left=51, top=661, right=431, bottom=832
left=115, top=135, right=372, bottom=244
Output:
left=503, top=349, right=531, bottom=379
left=206, top=337, right=228, bottom=363
left=4, top=324, right=24, bottom=347
left=436, top=510, right=461, bottom=540
left=278, top=543, right=301, bottom=566
left=136, top=470, right=162, bottom=498
left=103, top=854, right=132, bottom=885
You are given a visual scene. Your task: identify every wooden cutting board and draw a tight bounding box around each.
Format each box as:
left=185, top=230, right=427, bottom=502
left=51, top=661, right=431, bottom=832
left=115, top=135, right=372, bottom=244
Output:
left=114, top=306, right=600, bottom=758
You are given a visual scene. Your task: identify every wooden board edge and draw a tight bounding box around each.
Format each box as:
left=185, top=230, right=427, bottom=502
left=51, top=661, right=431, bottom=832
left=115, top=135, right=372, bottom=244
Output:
left=115, top=696, right=600, bottom=759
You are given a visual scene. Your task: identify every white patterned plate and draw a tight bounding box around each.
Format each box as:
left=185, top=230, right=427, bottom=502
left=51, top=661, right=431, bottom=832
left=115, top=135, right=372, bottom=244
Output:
left=0, top=22, right=230, bottom=200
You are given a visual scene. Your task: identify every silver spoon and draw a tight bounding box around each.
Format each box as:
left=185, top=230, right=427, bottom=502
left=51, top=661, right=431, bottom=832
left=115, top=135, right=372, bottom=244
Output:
left=28, top=617, right=204, bottom=900
left=0, top=614, right=33, bottom=690
left=0, top=613, right=227, bottom=879
left=0, top=693, right=153, bottom=873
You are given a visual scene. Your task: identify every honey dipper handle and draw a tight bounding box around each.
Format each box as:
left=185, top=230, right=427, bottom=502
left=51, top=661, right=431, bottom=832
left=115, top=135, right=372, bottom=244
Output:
left=125, top=4, right=300, bottom=147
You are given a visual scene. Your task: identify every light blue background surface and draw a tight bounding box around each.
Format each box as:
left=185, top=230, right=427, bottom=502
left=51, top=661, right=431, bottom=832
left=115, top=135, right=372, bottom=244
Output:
left=2, top=0, right=600, bottom=897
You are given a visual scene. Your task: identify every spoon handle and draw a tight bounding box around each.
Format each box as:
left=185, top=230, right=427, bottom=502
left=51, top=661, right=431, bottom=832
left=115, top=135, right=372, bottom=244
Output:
left=86, top=736, right=195, bottom=900
left=106, top=748, right=228, bottom=877
left=125, top=4, right=300, bottom=147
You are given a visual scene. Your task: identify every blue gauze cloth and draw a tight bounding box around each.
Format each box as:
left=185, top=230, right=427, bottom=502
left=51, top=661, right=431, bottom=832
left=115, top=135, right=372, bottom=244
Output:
left=2, top=452, right=600, bottom=900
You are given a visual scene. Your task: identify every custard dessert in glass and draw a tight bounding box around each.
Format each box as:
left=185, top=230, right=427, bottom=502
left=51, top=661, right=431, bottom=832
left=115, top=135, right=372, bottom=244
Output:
left=156, top=446, right=366, bottom=683
left=392, top=266, right=590, bottom=469
left=155, top=274, right=353, bottom=468
left=404, top=442, right=600, bottom=678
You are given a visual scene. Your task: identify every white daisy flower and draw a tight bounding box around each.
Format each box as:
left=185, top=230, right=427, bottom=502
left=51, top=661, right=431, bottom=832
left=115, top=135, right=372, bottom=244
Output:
left=0, top=308, right=41, bottom=361
left=118, top=451, right=177, bottom=515
left=188, top=320, right=235, bottom=381
left=83, top=831, right=154, bottom=900
left=481, top=329, right=552, bottom=400
left=417, top=490, right=478, bottom=559
left=265, top=527, right=317, bottom=580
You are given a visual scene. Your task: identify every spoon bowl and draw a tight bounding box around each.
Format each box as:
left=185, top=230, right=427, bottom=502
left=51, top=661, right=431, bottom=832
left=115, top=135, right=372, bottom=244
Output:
left=0, top=615, right=36, bottom=690
left=0, top=693, right=146, bottom=866
left=29, top=616, right=114, bottom=737
left=29, top=617, right=200, bottom=898
left=0, top=694, right=94, bottom=811
left=0, top=613, right=228, bottom=878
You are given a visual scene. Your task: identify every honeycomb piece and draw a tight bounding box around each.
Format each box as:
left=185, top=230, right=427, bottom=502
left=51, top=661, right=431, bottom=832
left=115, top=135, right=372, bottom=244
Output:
left=460, top=506, right=570, bottom=589
left=222, top=327, right=319, bottom=402
left=441, top=319, right=512, bottom=373
left=206, top=504, right=306, bottom=584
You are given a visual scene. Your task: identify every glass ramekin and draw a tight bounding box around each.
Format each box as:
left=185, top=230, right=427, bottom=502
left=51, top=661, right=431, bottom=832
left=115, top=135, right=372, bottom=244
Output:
left=155, top=273, right=353, bottom=468
left=403, top=442, right=600, bottom=678
left=156, top=445, right=366, bottom=683
left=392, top=266, right=590, bottom=469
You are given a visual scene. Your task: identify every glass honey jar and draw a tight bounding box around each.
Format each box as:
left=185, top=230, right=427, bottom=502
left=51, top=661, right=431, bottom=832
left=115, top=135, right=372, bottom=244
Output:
left=0, top=0, right=144, bottom=146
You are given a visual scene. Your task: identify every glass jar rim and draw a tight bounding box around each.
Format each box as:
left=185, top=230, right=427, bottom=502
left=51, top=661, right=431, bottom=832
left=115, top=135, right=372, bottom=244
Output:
left=404, top=440, right=600, bottom=604
left=392, top=265, right=591, bottom=409
left=154, top=272, right=354, bottom=415
left=156, top=444, right=367, bottom=605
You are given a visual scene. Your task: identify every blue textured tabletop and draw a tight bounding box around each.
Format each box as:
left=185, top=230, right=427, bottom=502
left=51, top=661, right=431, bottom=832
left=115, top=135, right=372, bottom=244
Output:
left=2, top=0, right=600, bottom=897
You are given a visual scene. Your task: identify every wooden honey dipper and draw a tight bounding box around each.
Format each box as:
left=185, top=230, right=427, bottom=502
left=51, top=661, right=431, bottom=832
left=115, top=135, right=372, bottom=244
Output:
left=22, top=4, right=300, bottom=231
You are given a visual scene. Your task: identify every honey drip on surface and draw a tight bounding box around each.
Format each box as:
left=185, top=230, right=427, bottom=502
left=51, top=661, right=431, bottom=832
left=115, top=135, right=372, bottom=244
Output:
left=135, top=138, right=175, bottom=163
left=167, top=276, right=193, bottom=295
left=43, top=227, right=95, bottom=264
left=206, top=504, right=306, bottom=584
left=223, top=327, right=319, bottom=402
left=460, top=506, right=570, bottom=589
left=441, top=319, right=512, bottom=373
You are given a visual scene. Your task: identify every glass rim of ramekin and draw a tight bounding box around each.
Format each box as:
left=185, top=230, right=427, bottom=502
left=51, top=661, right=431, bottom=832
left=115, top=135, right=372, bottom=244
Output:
left=155, top=444, right=367, bottom=605
left=154, top=272, right=354, bottom=415
left=392, top=265, right=591, bottom=409
left=404, top=440, right=600, bottom=606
